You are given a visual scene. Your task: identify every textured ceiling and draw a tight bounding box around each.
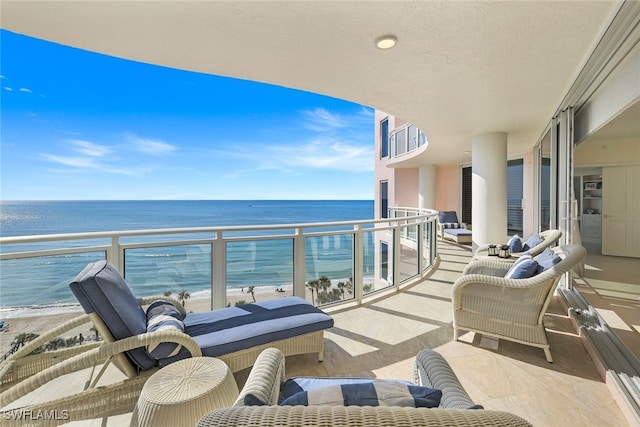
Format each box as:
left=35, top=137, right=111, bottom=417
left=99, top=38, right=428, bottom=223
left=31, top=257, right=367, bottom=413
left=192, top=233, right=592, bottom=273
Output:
left=1, top=1, right=621, bottom=165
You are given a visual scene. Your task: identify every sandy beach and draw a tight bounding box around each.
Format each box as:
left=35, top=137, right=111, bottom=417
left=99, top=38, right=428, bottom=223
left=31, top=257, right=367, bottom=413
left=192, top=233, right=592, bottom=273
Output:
left=0, top=286, right=296, bottom=356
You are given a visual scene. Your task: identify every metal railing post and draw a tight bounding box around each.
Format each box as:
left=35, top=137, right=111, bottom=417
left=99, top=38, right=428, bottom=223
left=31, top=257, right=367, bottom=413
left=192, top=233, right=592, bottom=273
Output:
left=212, top=231, right=226, bottom=309
left=293, top=227, right=306, bottom=299
left=353, top=224, right=363, bottom=303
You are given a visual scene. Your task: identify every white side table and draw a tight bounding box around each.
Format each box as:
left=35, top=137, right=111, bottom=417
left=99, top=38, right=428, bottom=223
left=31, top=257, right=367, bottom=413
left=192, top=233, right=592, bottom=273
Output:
left=131, top=357, right=239, bottom=427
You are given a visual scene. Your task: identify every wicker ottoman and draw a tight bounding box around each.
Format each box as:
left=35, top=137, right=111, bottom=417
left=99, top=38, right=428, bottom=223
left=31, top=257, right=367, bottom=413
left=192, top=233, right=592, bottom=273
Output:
left=131, top=357, right=239, bottom=427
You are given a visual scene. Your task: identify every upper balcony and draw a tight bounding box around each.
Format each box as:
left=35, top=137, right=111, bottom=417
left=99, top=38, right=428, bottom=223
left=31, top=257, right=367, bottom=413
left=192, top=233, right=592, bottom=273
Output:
left=385, top=124, right=431, bottom=169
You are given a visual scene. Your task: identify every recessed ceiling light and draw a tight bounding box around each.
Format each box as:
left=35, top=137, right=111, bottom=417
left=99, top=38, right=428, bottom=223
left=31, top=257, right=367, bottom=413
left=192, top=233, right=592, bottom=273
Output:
left=376, top=35, right=397, bottom=49
left=464, top=150, right=471, bottom=154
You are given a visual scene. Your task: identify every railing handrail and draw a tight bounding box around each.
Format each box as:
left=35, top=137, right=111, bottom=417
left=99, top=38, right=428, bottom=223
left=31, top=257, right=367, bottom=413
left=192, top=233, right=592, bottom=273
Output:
left=0, top=215, right=436, bottom=245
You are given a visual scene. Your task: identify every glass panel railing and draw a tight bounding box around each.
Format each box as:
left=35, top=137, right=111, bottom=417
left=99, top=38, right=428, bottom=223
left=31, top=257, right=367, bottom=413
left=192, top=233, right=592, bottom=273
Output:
left=124, top=244, right=212, bottom=311
left=226, top=239, right=293, bottom=306
left=0, top=212, right=438, bottom=312
left=0, top=252, right=106, bottom=307
left=388, top=124, right=428, bottom=160
left=305, top=234, right=354, bottom=306
left=408, top=125, right=418, bottom=151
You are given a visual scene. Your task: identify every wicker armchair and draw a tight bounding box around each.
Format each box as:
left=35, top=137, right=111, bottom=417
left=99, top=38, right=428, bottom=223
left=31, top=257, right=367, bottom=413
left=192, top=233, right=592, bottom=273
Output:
left=197, top=348, right=532, bottom=427
left=473, top=229, right=562, bottom=260
left=453, top=244, right=587, bottom=362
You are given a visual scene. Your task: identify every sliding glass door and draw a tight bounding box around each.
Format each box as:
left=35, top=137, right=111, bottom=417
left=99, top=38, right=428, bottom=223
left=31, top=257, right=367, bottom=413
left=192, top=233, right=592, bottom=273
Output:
left=535, top=108, right=576, bottom=288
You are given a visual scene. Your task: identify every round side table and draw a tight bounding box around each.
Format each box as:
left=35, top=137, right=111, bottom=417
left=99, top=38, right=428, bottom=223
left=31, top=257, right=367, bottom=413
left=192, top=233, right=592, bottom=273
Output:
left=131, top=357, right=239, bottom=427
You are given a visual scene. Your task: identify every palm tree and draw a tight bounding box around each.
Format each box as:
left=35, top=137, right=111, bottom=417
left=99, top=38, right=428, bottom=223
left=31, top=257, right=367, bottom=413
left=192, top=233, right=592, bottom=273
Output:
left=306, top=279, right=320, bottom=305
left=9, top=332, right=40, bottom=355
left=247, top=286, right=256, bottom=302
left=45, top=337, right=67, bottom=351
left=89, top=325, right=100, bottom=341
left=10, top=332, right=39, bottom=350
left=337, top=281, right=351, bottom=299
left=177, top=290, right=191, bottom=309
left=163, top=290, right=173, bottom=297
left=318, top=276, right=331, bottom=293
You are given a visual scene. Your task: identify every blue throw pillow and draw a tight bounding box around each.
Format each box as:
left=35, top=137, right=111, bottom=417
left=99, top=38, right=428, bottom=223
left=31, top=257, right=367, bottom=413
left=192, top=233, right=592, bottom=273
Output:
left=535, top=247, right=562, bottom=274
left=280, top=381, right=442, bottom=408
left=507, top=234, right=523, bottom=253
left=522, top=233, right=543, bottom=251
left=504, top=255, right=539, bottom=279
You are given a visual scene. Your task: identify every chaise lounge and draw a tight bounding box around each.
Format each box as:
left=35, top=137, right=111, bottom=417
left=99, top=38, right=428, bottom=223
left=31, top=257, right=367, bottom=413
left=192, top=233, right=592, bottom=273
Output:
left=0, top=260, right=333, bottom=425
left=437, top=210, right=472, bottom=244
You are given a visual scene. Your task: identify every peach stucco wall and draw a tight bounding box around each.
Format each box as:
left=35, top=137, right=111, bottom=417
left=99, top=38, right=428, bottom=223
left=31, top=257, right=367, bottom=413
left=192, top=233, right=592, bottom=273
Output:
left=435, top=164, right=461, bottom=215
left=394, top=168, right=419, bottom=207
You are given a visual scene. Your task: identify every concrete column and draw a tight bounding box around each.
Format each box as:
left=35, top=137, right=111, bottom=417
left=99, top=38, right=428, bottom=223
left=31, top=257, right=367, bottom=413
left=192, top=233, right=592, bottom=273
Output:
left=418, top=165, right=435, bottom=209
left=472, top=132, right=508, bottom=251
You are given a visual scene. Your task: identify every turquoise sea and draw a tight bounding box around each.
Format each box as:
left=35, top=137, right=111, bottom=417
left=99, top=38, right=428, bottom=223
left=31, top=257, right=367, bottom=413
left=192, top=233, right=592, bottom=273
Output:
left=0, top=200, right=374, bottom=311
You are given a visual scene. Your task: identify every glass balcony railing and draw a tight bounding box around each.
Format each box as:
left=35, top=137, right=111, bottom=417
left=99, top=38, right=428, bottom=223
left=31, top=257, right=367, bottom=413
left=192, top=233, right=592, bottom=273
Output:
left=388, top=124, right=427, bottom=159
left=0, top=213, right=438, bottom=312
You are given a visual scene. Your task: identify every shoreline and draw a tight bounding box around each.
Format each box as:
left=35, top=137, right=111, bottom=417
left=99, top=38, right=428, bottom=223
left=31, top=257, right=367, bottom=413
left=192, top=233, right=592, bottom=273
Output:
left=0, top=284, right=297, bottom=355
left=0, top=283, right=294, bottom=319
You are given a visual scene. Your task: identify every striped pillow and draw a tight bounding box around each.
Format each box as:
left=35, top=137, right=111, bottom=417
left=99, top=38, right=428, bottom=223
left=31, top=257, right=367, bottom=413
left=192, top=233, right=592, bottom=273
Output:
left=280, top=381, right=442, bottom=408
left=145, top=300, right=185, bottom=359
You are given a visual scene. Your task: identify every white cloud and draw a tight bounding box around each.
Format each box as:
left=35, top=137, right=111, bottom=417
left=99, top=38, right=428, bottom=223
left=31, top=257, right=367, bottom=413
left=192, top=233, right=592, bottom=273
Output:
left=18, top=88, right=32, bottom=93
left=69, top=140, right=112, bottom=157
left=278, top=138, right=373, bottom=172
left=3, top=87, right=13, bottom=92
left=126, top=133, right=177, bottom=154
left=300, top=108, right=350, bottom=131
left=208, top=106, right=374, bottom=175
left=39, top=153, right=140, bottom=176
left=39, top=136, right=156, bottom=176
left=216, top=137, right=373, bottom=174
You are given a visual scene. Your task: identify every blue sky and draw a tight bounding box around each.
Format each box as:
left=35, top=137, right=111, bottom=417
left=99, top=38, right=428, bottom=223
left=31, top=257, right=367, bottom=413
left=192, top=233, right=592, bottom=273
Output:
left=0, top=30, right=374, bottom=200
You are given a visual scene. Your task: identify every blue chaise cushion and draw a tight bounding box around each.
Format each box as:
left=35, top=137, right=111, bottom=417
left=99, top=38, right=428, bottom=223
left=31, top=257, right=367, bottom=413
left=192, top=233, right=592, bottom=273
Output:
left=69, top=260, right=156, bottom=370
left=438, top=211, right=460, bottom=226
left=175, top=296, right=333, bottom=360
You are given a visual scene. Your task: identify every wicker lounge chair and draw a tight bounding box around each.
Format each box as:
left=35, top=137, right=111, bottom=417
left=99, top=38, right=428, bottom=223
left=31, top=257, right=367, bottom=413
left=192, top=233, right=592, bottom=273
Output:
left=437, top=211, right=472, bottom=244
left=453, top=244, right=586, bottom=362
left=197, top=347, right=532, bottom=426
left=0, top=260, right=333, bottom=425
left=473, top=229, right=562, bottom=260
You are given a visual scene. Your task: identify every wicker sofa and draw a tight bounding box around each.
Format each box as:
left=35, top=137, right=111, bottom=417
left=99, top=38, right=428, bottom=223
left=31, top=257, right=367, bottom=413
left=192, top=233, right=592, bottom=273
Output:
left=197, top=348, right=532, bottom=426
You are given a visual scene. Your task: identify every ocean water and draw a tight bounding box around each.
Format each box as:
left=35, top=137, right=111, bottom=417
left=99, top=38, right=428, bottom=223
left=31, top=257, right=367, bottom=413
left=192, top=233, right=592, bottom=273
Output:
left=0, top=200, right=374, bottom=311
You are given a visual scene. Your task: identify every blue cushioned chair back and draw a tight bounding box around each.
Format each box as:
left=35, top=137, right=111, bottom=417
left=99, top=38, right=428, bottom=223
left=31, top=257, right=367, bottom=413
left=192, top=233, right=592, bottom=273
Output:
left=438, top=211, right=459, bottom=224
left=70, top=260, right=156, bottom=371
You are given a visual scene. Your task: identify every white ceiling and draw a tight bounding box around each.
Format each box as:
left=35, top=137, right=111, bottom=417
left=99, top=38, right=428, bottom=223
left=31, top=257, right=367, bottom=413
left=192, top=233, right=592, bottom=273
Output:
left=1, top=0, right=622, bottom=165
